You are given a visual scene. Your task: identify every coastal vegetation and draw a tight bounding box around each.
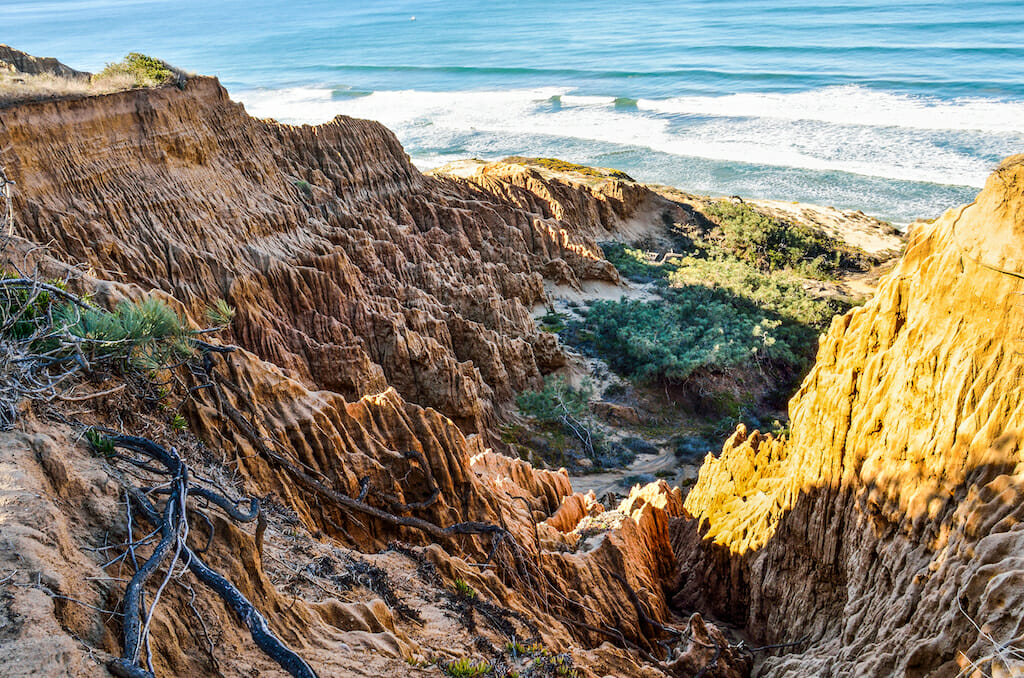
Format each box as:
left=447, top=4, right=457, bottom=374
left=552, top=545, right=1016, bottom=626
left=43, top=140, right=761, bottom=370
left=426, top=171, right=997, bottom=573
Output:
left=502, top=156, right=634, bottom=181
left=95, top=52, right=181, bottom=88
left=441, top=658, right=491, bottom=677
left=700, top=199, right=870, bottom=279
left=0, top=51, right=184, bottom=105
left=513, top=376, right=632, bottom=470
left=572, top=239, right=853, bottom=410
left=512, top=199, right=867, bottom=472
left=1, top=275, right=199, bottom=428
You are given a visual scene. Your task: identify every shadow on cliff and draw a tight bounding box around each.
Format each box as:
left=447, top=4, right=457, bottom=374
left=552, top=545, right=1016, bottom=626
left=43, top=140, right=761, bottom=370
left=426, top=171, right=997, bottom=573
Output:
left=669, top=455, right=1024, bottom=676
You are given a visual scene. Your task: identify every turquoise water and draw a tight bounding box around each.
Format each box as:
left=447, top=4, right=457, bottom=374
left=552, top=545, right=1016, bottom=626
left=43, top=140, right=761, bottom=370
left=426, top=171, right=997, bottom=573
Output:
left=3, top=0, right=1024, bottom=222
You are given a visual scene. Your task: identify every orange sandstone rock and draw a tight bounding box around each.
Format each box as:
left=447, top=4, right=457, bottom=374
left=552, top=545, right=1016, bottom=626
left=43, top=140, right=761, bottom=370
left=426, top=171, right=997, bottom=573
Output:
left=678, top=157, right=1024, bottom=677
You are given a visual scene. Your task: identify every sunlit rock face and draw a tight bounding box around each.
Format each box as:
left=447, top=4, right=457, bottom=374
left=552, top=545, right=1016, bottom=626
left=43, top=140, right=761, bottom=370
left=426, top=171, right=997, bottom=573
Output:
left=678, top=156, right=1024, bottom=677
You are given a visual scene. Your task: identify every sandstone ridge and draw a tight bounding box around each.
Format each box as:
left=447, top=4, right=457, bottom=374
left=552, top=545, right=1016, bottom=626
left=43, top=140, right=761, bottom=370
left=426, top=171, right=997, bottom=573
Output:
left=677, top=157, right=1024, bottom=676
left=0, top=44, right=90, bottom=79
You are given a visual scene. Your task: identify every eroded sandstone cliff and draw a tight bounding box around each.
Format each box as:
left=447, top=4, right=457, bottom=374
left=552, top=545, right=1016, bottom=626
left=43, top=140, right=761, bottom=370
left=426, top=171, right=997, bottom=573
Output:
left=677, top=157, right=1024, bottom=676
left=2, top=67, right=1017, bottom=678
left=0, top=78, right=745, bottom=677
left=0, top=76, right=627, bottom=438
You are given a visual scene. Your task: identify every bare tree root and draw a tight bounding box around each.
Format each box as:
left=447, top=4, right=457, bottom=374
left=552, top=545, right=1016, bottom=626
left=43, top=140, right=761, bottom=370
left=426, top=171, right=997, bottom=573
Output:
left=94, top=433, right=319, bottom=678
left=208, top=369, right=510, bottom=545
left=1, top=165, right=14, bottom=240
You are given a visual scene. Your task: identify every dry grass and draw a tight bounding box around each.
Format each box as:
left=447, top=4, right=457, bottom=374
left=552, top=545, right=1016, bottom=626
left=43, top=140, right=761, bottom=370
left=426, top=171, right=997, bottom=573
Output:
left=0, top=70, right=147, bottom=105
left=0, top=53, right=186, bottom=106
left=503, top=156, right=635, bottom=181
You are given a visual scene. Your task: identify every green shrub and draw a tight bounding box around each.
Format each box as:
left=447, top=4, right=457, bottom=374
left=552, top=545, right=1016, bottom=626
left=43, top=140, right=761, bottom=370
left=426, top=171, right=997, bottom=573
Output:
left=599, top=243, right=667, bottom=283
left=665, top=255, right=845, bottom=327
left=538, top=310, right=566, bottom=333
left=572, top=295, right=805, bottom=386
left=515, top=376, right=631, bottom=468
left=58, top=297, right=193, bottom=370
left=516, top=376, right=591, bottom=424
left=95, top=53, right=177, bottom=88
left=1, top=281, right=211, bottom=374
left=442, top=657, right=491, bottom=677
left=703, top=200, right=866, bottom=278
left=453, top=579, right=476, bottom=598
left=576, top=234, right=853, bottom=405
left=503, top=156, right=633, bottom=181
left=0, top=275, right=65, bottom=340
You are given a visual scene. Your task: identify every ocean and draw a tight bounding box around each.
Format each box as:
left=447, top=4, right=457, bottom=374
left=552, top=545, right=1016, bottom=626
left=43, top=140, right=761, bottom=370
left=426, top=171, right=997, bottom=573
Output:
left=3, top=0, right=1023, bottom=223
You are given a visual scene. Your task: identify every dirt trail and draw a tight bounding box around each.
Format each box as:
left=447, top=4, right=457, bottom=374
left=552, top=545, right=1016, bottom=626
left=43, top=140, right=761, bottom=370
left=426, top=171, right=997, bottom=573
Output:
left=570, top=448, right=701, bottom=499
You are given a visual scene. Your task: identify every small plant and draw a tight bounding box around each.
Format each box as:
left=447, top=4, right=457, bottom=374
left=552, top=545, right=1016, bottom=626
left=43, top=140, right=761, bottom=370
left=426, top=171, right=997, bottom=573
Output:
left=294, top=179, right=313, bottom=197
left=453, top=578, right=476, bottom=598
left=205, top=298, right=235, bottom=327
left=170, top=413, right=188, bottom=431
left=505, top=640, right=544, bottom=657
left=442, top=657, right=491, bottom=677
left=85, top=428, right=115, bottom=458
left=528, top=653, right=581, bottom=678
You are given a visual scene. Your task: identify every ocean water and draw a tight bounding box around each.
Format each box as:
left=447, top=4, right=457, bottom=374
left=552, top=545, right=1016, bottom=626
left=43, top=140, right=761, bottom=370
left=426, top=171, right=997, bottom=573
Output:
left=3, top=0, right=1023, bottom=223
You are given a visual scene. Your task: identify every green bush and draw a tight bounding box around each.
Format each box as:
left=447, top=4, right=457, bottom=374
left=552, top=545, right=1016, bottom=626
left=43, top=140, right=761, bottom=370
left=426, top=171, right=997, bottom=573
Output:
left=503, top=156, right=634, bottom=181
left=580, top=232, right=854, bottom=405
left=1, top=278, right=231, bottom=374
left=0, top=275, right=66, bottom=340
left=573, top=293, right=807, bottom=386
left=702, top=200, right=866, bottom=278
left=515, top=376, right=632, bottom=468
left=57, top=297, right=193, bottom=370
left=599, top=243, right=667, bottom=283
left=95, top=53, right=177, bottom=88
left=665, top=255, right=846, bottom=327
left=442, top=657, right=492, bottom=677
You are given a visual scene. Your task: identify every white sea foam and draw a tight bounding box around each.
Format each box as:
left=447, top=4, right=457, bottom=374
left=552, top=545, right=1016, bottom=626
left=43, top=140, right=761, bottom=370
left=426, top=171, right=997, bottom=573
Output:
left=236, top=85, right=1019, bottom=188
left=638, top=85, right=1024, bottom=134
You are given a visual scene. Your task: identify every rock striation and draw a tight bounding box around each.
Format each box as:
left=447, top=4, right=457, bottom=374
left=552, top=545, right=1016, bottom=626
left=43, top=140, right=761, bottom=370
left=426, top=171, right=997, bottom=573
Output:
left=677, top=156, right=1024, bottom=676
